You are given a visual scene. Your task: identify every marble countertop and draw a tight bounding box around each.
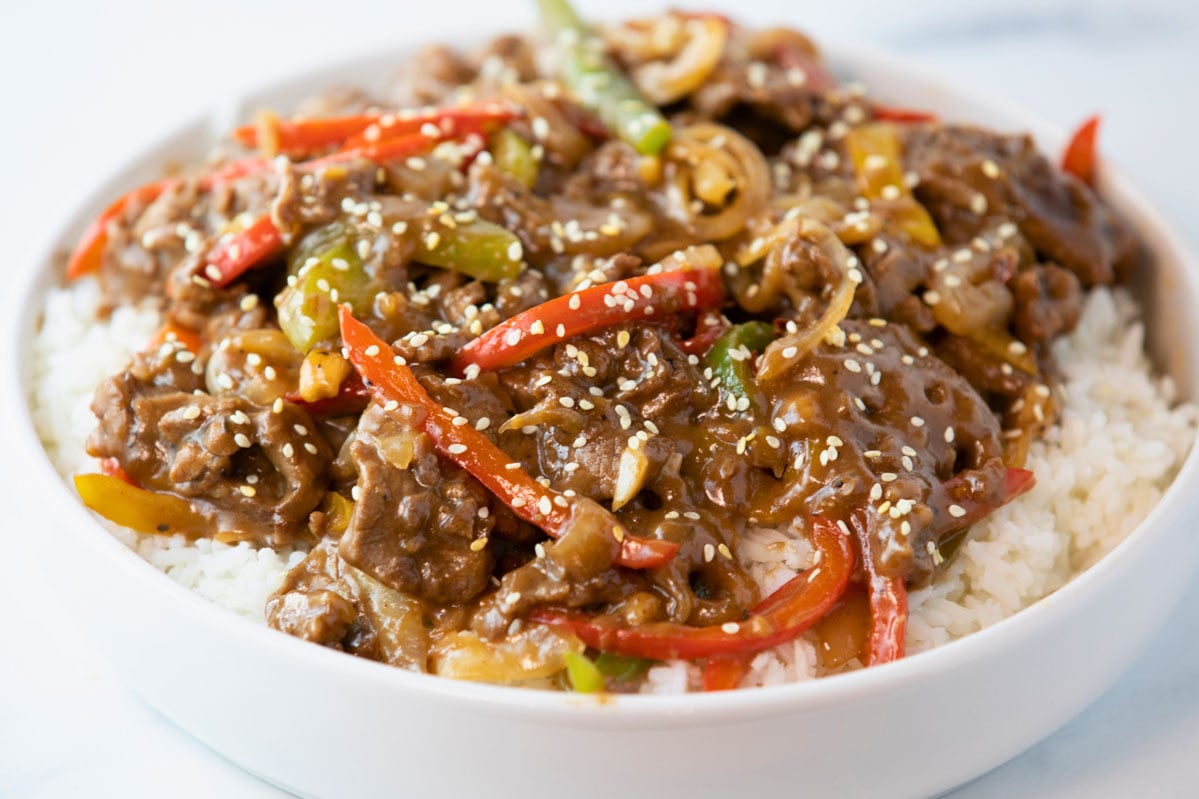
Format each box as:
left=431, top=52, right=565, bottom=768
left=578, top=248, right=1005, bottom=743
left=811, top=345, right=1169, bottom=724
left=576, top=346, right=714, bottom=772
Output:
left=2, top=1, right=1197, bottom=796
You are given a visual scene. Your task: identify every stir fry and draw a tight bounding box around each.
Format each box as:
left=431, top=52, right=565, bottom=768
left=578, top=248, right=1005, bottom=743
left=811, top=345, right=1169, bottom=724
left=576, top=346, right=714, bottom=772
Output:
left=70, top=3, right=1133, bottom=690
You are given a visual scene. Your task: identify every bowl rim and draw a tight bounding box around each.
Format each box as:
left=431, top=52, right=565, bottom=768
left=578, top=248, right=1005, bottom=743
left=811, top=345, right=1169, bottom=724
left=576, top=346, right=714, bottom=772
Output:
left=11, top=37, right=1199, bottom=725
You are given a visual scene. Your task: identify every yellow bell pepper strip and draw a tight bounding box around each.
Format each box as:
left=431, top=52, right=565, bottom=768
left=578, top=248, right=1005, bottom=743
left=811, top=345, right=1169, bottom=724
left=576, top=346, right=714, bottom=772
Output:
left=529, top=516, right=853, bottom=660
left=412, top=217, right=525, bottom=283
left=845, top=122, right=941, bottom=248
left=448, top=268, right=724, bottom=376
left=66, top=157, right=268, bottom=281
left=537, top=0, right=673, bottom=155
left=1062, top=114, right=1101, bottom=185
left=74, top=473, right=208, bottom=537
left=338, top=307, right=679, bottom=570
left=563, top=651, right=605, bottom=693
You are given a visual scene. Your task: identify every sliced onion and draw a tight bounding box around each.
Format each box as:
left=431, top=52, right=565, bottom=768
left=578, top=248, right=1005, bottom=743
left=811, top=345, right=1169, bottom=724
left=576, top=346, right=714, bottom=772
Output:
left=756, top=218, right=859, bottom=383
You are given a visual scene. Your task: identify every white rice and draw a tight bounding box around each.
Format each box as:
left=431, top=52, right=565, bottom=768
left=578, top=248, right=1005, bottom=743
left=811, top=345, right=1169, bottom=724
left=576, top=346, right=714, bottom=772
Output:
left=31, top=278, right=1197, bottom=691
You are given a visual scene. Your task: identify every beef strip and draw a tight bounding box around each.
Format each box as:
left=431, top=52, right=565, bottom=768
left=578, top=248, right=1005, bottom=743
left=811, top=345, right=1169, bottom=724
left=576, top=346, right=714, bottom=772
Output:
left=902, top=124, right=1136, bottom=285
left=756, top=319, right=1006, bottom=583
left=338, top=404, right=497, bottom=605
left=87, top=344, right=330, bottom=546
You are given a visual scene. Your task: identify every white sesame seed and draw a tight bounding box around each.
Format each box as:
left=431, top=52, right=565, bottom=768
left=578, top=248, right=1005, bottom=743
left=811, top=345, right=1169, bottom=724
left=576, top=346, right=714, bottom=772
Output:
left=234, top=433, right=252, bottom=448
left=949, top=504, right=967, bottom=518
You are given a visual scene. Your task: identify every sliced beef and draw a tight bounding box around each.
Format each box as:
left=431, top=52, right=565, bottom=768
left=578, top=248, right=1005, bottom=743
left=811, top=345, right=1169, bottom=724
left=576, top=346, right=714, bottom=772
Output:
left=338, top=404, right=496, bottom=606
left=87, top=346, right=330, bottom=546
left=267, top=540, right=429, bottom=671
left=759, top=319, right=1005, bottom=583
left=902, top=124, right=1136, bottom=285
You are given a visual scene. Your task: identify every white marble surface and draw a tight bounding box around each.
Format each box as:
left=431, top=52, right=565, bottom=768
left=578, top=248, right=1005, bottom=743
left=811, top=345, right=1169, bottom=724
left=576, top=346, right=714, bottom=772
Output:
left=2, top=1, right=1198, bottom=796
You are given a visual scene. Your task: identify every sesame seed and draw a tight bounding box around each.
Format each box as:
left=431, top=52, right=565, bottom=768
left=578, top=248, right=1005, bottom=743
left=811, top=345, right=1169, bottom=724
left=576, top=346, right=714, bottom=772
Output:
left=721, top=622, right=741, bottom=634
left=238, top=485, right=257, bottom=498
left=948, top=504, right=967, bottom=518
left=282, top=443, right=294, bottom=458
left=718, top=543, right=733, bottom=559
left=234, top=433, right=252, bottom=448
left=911, top=416, right=925, bottom=428
left=881, top=472, right=898, bottom=482
left=182, top=405, right=202, bottom=420
left=448, top=443, right=467, bottom=455
left=568, top=294, right=581, bottom=310
left=538, top=496, right=552, bottom=515
left=304, top=442, right=318, bottom=455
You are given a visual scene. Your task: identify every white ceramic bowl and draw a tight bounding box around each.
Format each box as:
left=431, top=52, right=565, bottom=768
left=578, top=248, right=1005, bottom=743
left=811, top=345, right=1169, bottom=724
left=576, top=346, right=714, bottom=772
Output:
left=11, top=39, right=1199, bottom=799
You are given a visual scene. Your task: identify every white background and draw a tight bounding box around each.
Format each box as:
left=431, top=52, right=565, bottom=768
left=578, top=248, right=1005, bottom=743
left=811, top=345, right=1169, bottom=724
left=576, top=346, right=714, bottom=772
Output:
left=1, top=1, right=1197, bottom=796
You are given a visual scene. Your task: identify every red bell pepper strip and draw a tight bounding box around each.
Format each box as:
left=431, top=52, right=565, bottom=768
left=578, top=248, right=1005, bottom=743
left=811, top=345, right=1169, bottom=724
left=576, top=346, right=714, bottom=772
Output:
left=678, top=310, right=729, bottom=357
left=861, top=547, right=908, bottom=666
left=66, top=157, right=269, bottom=282
left=230, top=103, right=518, bottom=155
left=449, top=268, right=725, bottom=375
left=149, top=320, right=203, bottom=354
left=283, top=372, right=371, bottom=417
left=232, top=113, right=383, bottom=155
left=339, top=102, right=519, bottom=149
left=205, top=125, right=493, bottom=288
left=856, top=466, right=1036, bottom=666
left=202, top=214, right=285, bottom=287
left=67, top=180, right=174, bottom=281
left=99, top=456, right=138, bottom=487
left=338, top=307, right=677, bottom=570
left=1062, top=114, right=1101, bottom=185
left=872, top=104, right=938, bottom=124
left=531, top=517, right=853, bottom=660
left=944, top=467, right=1036, bottom=529
left=702, top=655, right=749, bottom=692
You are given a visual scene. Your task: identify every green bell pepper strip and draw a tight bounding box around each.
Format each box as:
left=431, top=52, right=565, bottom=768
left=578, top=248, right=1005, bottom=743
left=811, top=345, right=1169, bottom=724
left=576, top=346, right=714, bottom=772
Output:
left=412, top=217, right=524, bottom=283
left=563, top=652, right=605, bottom=693
left=704, top=321, right=775, bottom=404
left=536, top=0, right=673, bottom=155
left=491, top=128, right=539, bottom=189
left=276, top=222, right=377, bottom=353
left=593, top=652, right=653, bottom=681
